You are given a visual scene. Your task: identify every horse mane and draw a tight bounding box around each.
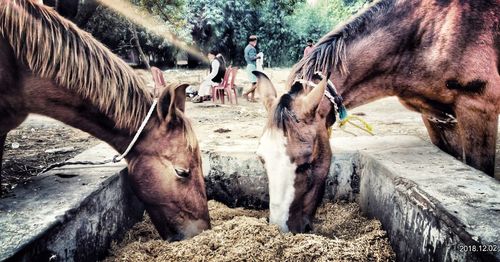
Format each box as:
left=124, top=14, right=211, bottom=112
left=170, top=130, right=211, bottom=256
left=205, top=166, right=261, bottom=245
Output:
left=0, top=0, right=153, bottom=132
left=290, top=0, right=394, bottom=81
left=270, top=82, right=303, bottom=134
left=176, top=113, right=198, bottom=152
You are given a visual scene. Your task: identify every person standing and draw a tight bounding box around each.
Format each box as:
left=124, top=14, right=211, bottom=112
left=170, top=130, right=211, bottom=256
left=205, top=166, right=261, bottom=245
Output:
left=242, top=35, right=260, bottom=102
left=303, top=39, right=314, bottom=58
left=191, top=49, right=226, bottom=103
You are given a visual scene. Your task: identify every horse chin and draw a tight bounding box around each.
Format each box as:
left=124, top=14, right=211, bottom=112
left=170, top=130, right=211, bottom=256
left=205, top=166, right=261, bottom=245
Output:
left=287, top=215, right=313, bottom=233
left=166, top=232, right=185, bottom=242
left=155, top=218, right=209, bottom=241
left=181, top=218, right=211, bottom=238
left=145, top=205, right=210, bottom=241
left=269, top=215, right=290, bottom=232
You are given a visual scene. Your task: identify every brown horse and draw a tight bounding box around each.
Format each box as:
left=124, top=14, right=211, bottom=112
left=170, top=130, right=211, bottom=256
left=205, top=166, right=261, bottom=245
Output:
left=293, top=0, right=500, bottom=176
left=255, top=71, right=332, bottom=233
left=0, top=0, right=210, bottom=240
left=256, top=0, right=499, bottom=233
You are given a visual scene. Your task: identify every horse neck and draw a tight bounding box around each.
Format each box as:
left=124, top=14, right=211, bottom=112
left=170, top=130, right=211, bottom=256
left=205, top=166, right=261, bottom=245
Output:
left=22, top=75, right=154, bottom=156
left=331, top=0, right=421, bottom=109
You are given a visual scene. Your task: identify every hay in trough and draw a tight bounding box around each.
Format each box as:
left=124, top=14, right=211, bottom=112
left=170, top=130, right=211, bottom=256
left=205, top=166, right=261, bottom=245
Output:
left=105, top=201, right=395, bottom=262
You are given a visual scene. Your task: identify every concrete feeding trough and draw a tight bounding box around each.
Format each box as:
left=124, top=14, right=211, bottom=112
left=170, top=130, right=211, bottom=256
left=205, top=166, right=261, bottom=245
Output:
left=0, top=144, right=144, bottom=262
left=203, top=136, right=500, bottom=262
left=1, top=136, right=499, bottom=261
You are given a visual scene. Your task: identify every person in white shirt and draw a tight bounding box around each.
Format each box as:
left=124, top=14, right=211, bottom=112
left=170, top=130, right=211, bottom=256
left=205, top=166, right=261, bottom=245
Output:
left=192, top=49, right=226, bottom=103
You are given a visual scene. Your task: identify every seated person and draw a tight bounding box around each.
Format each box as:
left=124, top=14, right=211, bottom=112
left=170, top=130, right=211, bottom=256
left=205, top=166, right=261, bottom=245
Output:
left=192, top=49, right=226, bottom=103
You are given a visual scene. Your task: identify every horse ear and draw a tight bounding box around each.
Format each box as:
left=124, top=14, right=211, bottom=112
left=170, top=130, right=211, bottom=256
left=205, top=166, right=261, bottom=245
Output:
left=173, top=83, right=189, bottom=112
left=303, top=75, right=327, bottom=116
left=157, top=83, right=189, bottom=124
left=252, top=70, right=277, bottom=111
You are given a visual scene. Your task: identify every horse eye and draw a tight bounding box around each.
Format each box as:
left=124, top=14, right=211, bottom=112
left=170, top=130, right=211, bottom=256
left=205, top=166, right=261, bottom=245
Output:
left=174, top=168, right=190, bottom=178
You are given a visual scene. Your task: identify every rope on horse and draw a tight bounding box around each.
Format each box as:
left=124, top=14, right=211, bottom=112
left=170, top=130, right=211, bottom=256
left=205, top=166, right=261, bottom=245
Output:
left=39, top=159, right=115, bottom=175
left=338, top=115, right=374, bottom=136
left=38, top=98, right=158, bottom=176
left=311, top=76, right=374, bottom=138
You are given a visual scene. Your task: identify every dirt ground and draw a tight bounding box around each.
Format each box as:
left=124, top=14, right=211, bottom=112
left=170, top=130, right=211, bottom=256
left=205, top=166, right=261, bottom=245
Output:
left=105, top=200, right=395, bottom=262
left=0, top=116, right=99, bottom=196
left=2, top=67, right=499, bottom=196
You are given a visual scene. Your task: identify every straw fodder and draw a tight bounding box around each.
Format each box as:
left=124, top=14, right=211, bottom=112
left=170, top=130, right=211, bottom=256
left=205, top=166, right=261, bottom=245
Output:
left=105, top=201, right=395, bottom=262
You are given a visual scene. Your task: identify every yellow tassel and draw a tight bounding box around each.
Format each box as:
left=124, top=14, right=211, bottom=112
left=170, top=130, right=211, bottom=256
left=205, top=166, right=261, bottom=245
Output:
left=338, top=115, right=374, bottom=136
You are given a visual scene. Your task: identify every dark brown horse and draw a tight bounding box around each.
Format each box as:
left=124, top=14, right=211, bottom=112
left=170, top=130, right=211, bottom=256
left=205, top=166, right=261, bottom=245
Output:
left=256, top=0, right=499, bottom=233
left=294, top=0, right=500, bottom=176
left=0, top=0, right=210, bottom=240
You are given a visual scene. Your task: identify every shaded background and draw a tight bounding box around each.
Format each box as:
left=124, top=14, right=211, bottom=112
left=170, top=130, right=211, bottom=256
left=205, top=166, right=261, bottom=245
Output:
left=44, top=0, right=372, bottom=68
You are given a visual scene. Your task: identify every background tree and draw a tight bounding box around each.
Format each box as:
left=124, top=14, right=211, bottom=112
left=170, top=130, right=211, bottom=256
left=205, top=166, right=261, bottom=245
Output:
left=81, top=0, right=188, bottom=67
left=66, top=0, right=371, bottom=68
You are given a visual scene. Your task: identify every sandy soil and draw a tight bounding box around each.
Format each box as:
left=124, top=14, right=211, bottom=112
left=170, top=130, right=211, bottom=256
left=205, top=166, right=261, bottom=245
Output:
left=0, top=116, right=99, bottom=196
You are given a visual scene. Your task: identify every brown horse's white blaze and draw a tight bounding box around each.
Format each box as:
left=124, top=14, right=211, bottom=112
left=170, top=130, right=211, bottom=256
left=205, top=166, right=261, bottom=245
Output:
left=255, top=71, right=334, bottom=233
left=257, top=130, right=297, bottom=231
left=0, top=0, right=209, bottom=241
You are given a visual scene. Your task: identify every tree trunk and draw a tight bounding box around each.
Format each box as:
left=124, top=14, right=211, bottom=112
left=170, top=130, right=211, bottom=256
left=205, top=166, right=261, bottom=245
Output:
left=130, top=24, right=151, bottom=70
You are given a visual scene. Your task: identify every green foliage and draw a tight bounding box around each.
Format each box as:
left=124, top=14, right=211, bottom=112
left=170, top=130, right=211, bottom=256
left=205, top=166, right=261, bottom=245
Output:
left=185, top=0, right=259, bottom=66
left=83, top=6, right=131, bottom=54
left=79, top=0, right=371, bottom=67
left=183, top=0, right=370, bottom=67
left=82, top=0, right=191, bottom=66
left=283, top=0, right=370, bottom=65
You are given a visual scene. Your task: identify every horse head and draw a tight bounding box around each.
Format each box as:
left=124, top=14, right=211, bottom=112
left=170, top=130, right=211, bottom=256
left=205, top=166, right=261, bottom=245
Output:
left=0, top=0, right=209, bottom=242
left=127, top=83, right=210, bottom=241
left=254, top=71, right=333, bottom=233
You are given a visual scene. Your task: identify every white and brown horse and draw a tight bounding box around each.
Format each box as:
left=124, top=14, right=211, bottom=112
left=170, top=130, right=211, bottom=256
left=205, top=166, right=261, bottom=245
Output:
left=0, top=0, right=210, bottom=240
left=255, top=71, right=332, bottom=233
left=256, top=0, right=499, bottom=233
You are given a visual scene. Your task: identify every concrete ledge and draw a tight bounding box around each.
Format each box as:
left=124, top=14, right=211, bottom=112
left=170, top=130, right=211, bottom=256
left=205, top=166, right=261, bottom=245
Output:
left=203, top=136, right=500, bottom=262
left=202, top=146, right=268, bottom=209
left=0, top=144, right=144, bottom=262
left=333, top=136, right=500, bottom=262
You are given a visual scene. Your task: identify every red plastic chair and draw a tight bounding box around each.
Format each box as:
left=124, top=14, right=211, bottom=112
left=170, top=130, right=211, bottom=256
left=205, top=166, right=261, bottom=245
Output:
left=212, top=67, right=239, bottom=104
left=227, top=67, right=238, bottom=104
left=211, top=66, right=231, bottom=104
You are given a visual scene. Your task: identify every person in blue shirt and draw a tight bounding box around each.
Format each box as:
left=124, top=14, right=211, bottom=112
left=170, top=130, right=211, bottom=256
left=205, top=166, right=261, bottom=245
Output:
left=242, top=35, right=260, bottom=102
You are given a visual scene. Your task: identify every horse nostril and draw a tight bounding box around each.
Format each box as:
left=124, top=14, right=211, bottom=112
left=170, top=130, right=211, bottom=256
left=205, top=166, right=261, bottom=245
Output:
left=174, top=168, right=190, bottom=178
left=169, top=233, right=185, bottom=242
left=304, top=222, right=313, bottom=233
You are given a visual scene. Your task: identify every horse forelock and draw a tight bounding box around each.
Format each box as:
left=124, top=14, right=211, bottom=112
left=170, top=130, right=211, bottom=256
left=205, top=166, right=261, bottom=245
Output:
left=170, top=111, right=199, bottom=153
left=290, top=0, right=394, bottom=82
left=271, top=94, right=294, bottom=133
left=0, top=0, right=153, bottom=133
